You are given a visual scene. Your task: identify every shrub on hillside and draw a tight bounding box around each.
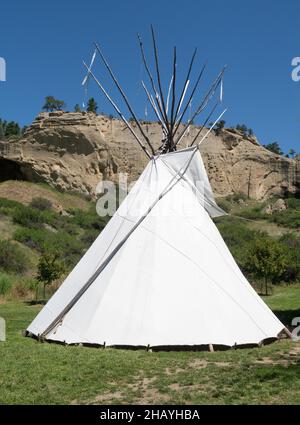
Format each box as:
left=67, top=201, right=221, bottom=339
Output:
left=12, top=206, right=43, bottom=227
left=238, top=205, right=268, bottom=220
left=30, top=197, right=52, bottom=211
left=14, top=227, right=47, bottom=251
left=14, top=227, right=84, bottom=268
left=285, top=197, right=300, bottom=210
left=269, top=210, right=300, bottom=228
left=80, top=229, right=99, bottom=246
left=226, top=192, right=248, bottom=203
left=0, top=197, right=21, bottom=216
left=12, top=204, right=55, bottom=228
left=0, top=239, right=29, bottom=274
left=279, top=233, right=300, bottom=282
left=0, top=272, right=13, bottom=295
left=216, top=198, right=231, bottom=213
left=71, top=207, right=109, bottom=231
left=216, top=217, right=261, bottom=267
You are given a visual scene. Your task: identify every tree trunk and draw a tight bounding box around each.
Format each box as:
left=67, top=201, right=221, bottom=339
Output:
left=265, top=276, right=268, bottom=296
left=43, top=283, right=46, bottom=300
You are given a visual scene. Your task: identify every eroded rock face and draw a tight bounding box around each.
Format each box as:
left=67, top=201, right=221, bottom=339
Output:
left=0, top=111, right=299, bottom=200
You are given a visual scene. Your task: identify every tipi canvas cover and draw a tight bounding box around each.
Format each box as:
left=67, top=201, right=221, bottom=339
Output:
left=27, top=147, right=285, bottom=348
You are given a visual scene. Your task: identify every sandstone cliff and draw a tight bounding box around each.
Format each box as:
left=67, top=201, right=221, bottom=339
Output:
left=0, top=111, right=299, bottom=200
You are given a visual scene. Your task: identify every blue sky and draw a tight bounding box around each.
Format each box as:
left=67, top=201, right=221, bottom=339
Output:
left=0, top=0, right=299, bottom=152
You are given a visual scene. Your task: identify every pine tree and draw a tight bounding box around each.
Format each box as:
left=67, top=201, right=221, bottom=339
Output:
left=43, top=96, right=66, bottom=112
left=87, top=97, right=98, bottom=114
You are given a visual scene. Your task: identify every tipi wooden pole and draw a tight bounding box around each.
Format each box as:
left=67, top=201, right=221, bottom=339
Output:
left=172, top=63, right=206, bottom=137
left=94, top=42, right=155, bottom=155
left=83, top=62, right=151, bottom=159
left=150, top=26, right=171, bottom=132
left=137, top=32, right=169, bottom=133
left=173, top=48, right=197, bottom=125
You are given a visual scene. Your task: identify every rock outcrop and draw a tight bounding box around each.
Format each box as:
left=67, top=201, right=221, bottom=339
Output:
left=0, top=111, right=299, bottom=200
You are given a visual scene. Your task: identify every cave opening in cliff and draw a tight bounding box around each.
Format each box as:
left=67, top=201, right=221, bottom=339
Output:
left=0, top=159, right=29, bottom=182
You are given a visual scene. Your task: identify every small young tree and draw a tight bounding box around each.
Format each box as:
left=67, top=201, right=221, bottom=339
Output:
left=215, top=120, right=225, bottom=135
left=245, top=237, right=286, bottom=295
left=87, top=97, right=98, bottom=113
left=36, top=253, right=64, bottom=300
left=43, top=96, right=66, bottom=112
left=74, top=104, right=81, bottom=112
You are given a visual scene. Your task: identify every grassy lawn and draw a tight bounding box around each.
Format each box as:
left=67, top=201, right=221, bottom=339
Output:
left=0, top=286, right=300, bottom=405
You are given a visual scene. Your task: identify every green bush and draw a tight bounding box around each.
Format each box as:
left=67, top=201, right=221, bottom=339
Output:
left=238, top=205, right=267, bottom=220
left=279, top=233, right=300, bottom=282
left=0, top=272, right=13, bottom=295
left=269, top=210, right=300, bottom=228
left=14, top=227, right=84, bottom=268
left=12, top=206, right=43, bottom=227
left=216, top=198, right=231, bottom=213
left=0, top=197, right=22, bottom=216
left=285, top=197, right=300, bottom=210
left=216, top=217, right=261, bottom=267
left=70, top=207, right=109, bottom=231
left=14, top=228, right=47, bottom=251
left=30, top=197, right=53, bottom=211
left=80, top=229, right=99, bottom=246
left=11, top=203, right=56, bottom=228
left=0, top=239, right=29, bottom=274
left=226, top=192, right=248, bottom=203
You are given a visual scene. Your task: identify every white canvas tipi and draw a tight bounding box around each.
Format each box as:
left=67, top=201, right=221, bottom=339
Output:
left=27, top=147, right=286, bottom=347
left=26, top=31, right=287, bottom=348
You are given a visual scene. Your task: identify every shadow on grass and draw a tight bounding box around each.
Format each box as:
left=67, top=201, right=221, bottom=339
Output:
left=273, top=309, right=300, bottom=327
left=25, top=299, right=47, bottom=306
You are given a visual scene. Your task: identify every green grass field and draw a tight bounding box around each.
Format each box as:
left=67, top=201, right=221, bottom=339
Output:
left=0, top=182, right=299, bottom=404
left=0, top=285, right=299, bottom=405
